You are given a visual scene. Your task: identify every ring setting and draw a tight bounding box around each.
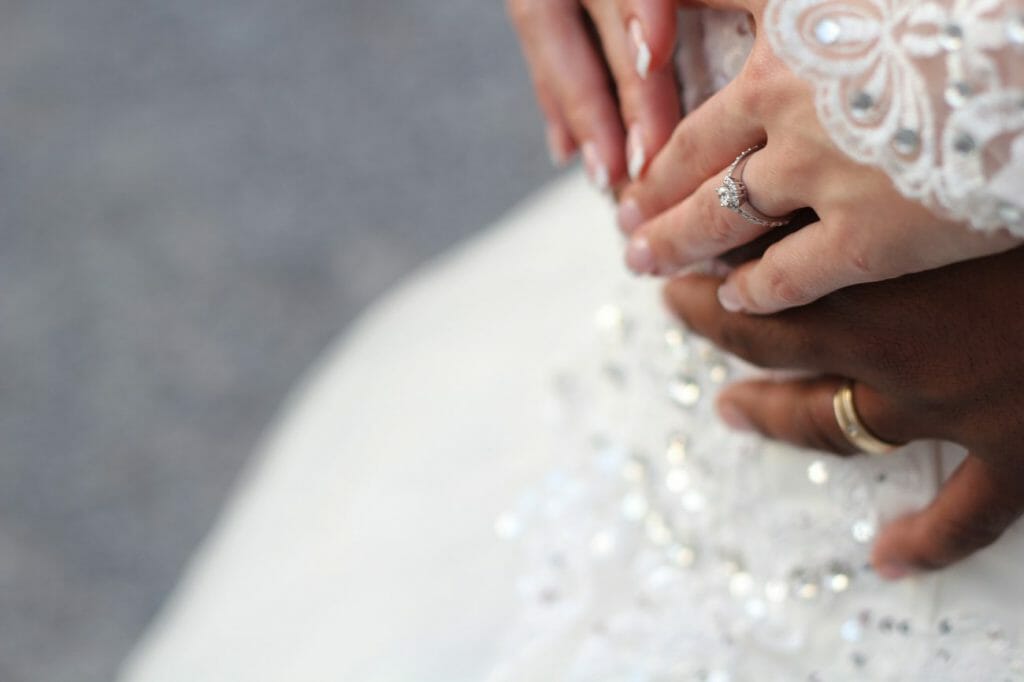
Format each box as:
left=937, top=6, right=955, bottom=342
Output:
left=716, top=144, right=795, bottom=228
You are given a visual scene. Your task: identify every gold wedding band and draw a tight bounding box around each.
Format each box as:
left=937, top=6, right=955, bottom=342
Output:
left=832, top=380, right=903, bottom=455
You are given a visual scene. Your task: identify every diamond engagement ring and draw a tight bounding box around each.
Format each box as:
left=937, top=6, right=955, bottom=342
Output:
left=716, top=144, right=795, bottom=228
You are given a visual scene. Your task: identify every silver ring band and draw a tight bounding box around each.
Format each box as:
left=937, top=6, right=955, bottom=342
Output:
left=716, top=144, right=795, bottom=228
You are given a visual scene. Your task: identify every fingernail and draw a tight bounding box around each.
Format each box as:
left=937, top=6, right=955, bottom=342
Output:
left=617, top=198, right=644, bottom=235
left=719, top=402, right=754, bottom=432
left=627, top=125, right=646, bottom=181
left=625, top=235, right=655, bottom=275
left=582, top=141, right=610, bottom=192
left=717, top=281, right=745, bottom=313
left=876, top=562, right=914, bottom=581
left=546, top=122, right=570, bottom=167
left=629, top=18, right=651, bottom=80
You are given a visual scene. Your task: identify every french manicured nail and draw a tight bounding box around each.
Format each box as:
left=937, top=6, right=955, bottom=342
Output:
left=627, top=125, right=646, bottom=181
left=717, top=281, right=744, bottom=312
left=617, top=198, right=644, bottom=234
left=719, top=402, right=755, bottom=432
left=546, top=122, right=570, bottom=167
left=629, top=18, right=651, bottom=79
left=876, top=562, right=914, bottom=580
left=625, top=235, right=655, bottom=275
left=582, top=141, right=610, bottom=191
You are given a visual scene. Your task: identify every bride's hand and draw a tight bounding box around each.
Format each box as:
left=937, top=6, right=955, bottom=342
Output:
left=506, top=0, right=682, bottom=189
left=618, top=4, right=1021, bottom=314
left=663, top=246, right=1024, bottom=577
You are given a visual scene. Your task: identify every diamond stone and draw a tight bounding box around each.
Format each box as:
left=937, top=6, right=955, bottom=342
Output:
left=717, top=177, right=744, bottom=209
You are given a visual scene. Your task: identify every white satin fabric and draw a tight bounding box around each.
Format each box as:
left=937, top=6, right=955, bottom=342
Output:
left=122, top=174, right=1024, bottom=681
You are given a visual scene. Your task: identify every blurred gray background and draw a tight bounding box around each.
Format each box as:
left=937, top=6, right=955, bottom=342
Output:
left=0, top=2, right=553, bottom=680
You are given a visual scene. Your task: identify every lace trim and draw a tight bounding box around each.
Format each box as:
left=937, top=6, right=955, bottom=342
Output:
left=764, top=0, right=1024, bottom=235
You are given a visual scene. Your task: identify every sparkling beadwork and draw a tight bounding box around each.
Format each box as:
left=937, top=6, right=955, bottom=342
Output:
left=892, top=128, right=921, bottom=155
left=668, top=374, right=702, bottom=407
left=826, top=562, right=852, bottom=592
left=939, top=22, right=964, bottom=51
left=594, top=303, right=628, bottom=340
left=708, top=363, right=729, bottom=384
left=717, top=176, right=745, bottom=209
left=850, top=91, right=874, bottom=119
left=851, top=519, right=876, bottom=543
left=665, top=435, right=689, bottom=465
left=953, top=132, right=976, bottom=154
left=729, top=571, right=755, bottom=597
left=945, top=81, right=972, bottom=107
left=807, top=460, right=829, bottom=485
left=814, top=18, right=842, bottom=45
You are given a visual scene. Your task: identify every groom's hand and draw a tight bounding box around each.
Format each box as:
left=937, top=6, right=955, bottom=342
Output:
left=507, top=0, right=682, bottom=189
left=663, top=246, right=1024, bottom=577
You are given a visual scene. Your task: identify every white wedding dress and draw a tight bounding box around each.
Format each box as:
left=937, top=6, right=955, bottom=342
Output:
left=122, top=4, right=1024, bottom=681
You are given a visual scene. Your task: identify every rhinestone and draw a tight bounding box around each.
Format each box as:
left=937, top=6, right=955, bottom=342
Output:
left=939, top=23, right=964, bottom=51
left=998, top=201, right=1023, bottom=225
left=841, top=618, right=864, bottom=643
left=790, top=568, right=820, bottom=600
left=664, top=327, right=686, bottom=348
left=826, top=563, right=852, bottom=592
left=621, top=492, right=650, bottom=520
left=668, top=374, right=702, bottom=407
left=814, top=18, right=842, bottom=45
left=667, top=543, right=697, bottom=568
left=681, top=489, right=707, bottom=512
left=953, top=132, right=976, bottom=154
left=1008, top=14, right=1024, bottom=44
left=708, top=363, right=729, bottom=384
left=892, top=128, right=920, bottom=155
left=494, top=512, right=522, bottom=540
left=807, top=460, right=829, bottom=485
left=945, top=80, right=972, bottom=107
left=665, top=435, right=689, bottom=465
left=666, top=468, right=692, bottom=493
left=897, top=620, right=911, bottom=635
left=851, top=651, right=868, bottom=669
left=852, top=519, right=876, bottom=543
left=729, top=571, right=755, bottom=597
left=879, top=616, right=895, bottom=633
left=594, top=303, right=626, bottom=338
left=938, top=618, right=953, bottom=635
left=850, top=91, right=874, bottom=119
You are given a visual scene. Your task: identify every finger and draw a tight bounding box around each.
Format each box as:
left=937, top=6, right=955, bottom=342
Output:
left=871, top=455, right=1024, bottom=578
left=716, top=201, right=1023, bottom=314
left=509, top=0, right=627, bottom=190
left=619, top=0, right=678, bottom=76
left=716, top=377, right=923, bottom=454
left=625, top=145, right=806, bottom=273
left=616, top=78, right=764, bottom=233
left=662, top=274, right=852, bottom=373
left=584, top=0, right=681, bottom=182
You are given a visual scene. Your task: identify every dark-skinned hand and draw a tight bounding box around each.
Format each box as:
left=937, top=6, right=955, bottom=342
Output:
left=663, top=246, right=1024, bottom=579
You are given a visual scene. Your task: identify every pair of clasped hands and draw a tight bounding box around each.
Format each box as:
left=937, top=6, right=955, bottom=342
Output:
left=509, top=0, right=1024, bottom=577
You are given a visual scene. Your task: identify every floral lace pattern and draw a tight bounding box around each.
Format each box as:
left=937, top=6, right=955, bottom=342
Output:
left=764, top=0, right=1024, bottom=234
left=487, top=288, right=1024, bottom=681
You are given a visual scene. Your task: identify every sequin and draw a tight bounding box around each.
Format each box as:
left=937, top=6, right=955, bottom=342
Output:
left=814, top=18, right=842, bottom=45
left=708, top=363, right=729, bottom=384
left=851, top=519, right=876, bottom=543
left=944, top=81, right=972, bottom=107
left=939, top=22, right=964, bottom=51
left=807, top=460, right=829, bottom=485
left=953, top=132, right=976, bottom=154
left=841, top=618, right=864, bottom=643
left=590, top=529, right=617, bottom=557
left=668, top=374, right=702, bottom=407
left=892, top=128, right=920, bottom=155
left=666, top=468, right=691, bottom=493
left=665, top=434, right=689, bottom=465
left=826, top=562, right=852, bottom=592
left=850, top=91, right=874, bottom=120
left=595, top=303, right=628, bottom=340
left=729, top=571, right=755, bottom=597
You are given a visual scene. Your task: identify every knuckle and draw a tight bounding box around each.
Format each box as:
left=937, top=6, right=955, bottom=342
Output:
left=759, top=246, right=808, bottom=307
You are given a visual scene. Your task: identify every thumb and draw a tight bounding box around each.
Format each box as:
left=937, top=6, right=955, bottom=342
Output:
left=871, top=454, right=1024, bottom=579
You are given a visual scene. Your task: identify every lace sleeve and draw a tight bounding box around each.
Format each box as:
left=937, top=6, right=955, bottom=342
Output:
left=764, top=0, right=1024, bottom=235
